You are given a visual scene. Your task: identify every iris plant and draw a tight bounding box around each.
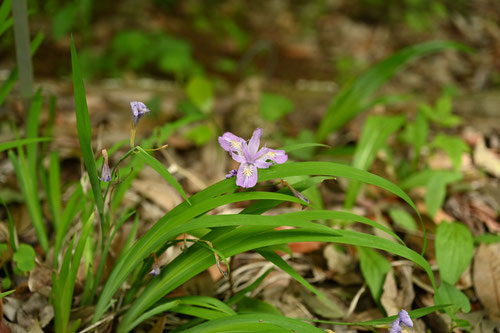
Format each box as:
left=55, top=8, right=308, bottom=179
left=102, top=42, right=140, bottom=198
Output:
left=219, top=128, right=287, bottom=188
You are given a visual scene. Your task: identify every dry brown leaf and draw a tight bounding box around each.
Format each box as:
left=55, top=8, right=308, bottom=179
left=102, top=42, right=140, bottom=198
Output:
left=474, top=138, right=500, bottom=177
left=28, top=264, right=52, bottom=297
left=473, top=243, right=500, bottom=321
left=381, top=266, right=415, bottom=316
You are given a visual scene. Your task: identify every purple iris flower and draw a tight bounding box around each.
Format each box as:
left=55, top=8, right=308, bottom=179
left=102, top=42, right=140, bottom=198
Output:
left=130, top=101, right=150, bottom=126
left=389, top=310, right=413, bottom=333
left=219, top=128, right=288, bottom=188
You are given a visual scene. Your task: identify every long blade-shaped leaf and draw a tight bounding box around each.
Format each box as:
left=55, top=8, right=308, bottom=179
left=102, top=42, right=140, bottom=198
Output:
left=135, top=146, right=190, bottom=204
left=94, top=162, right=418, bottom=323
left=0, top=137, right=50, bottom=152
left=344, top=115, right=405, bottom=208
left=70, top=37, right=103, bottom=217
left=316, top=40, right=470, bottom=141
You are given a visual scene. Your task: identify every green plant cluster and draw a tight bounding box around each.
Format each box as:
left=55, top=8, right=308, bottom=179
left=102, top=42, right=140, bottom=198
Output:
left=0, top=1, right=493, bottom=332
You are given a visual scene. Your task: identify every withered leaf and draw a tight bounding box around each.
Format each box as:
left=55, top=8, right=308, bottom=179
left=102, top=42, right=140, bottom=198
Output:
left=473, top=243, right=500, bottom=321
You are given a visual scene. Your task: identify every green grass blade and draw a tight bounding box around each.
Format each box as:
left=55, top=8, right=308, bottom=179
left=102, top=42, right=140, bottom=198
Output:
left=0, top=0, right=12, bottom=36
left=345, top=115, right=405, bottom=208
left=316, top=40, right=471, bottom=141
left=305, top=304, right=449, bottom=326
left=70, top=37, right=104, bottom=218
left=0, top=289, right=15, bottom=299
left=0, top=137, right=50, bottom=153
left=178, top=313, right=325, bottom=333
left=26, top=89, right=43, bottom=182
left=48, top=151, right=62, bottom=233
left=257, top=247, right=332, bottom=306
left=7, top=150, right=48, bottom=252
left=128, top=300, right=181, bottom=331
left=135, top=146, right=191, bottom=204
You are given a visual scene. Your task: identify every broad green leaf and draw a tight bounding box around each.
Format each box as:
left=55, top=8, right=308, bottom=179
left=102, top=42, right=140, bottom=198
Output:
left=425, top=172, right=448, bottom=218
left=184, top=123, right=214, bottom=146
left=345, top=115, right=405, bottom=208
left=70, top=37, right=104, bottom=218
left=431, top=134, right=469, bottom=171
left=357, top=246, right=391, bottom=302
left=435, top=281, right=471, bottom=315
left=186, top=76, right=214, bottom=113
left=435, top=222, right=473, bottom=285
left=316, top=41, right=469, bottom=141
left=13, top=243, right=35, bottom=272
left=260, top=93, right=294, bottom=122
left=389, top=208, right=418, bottom=231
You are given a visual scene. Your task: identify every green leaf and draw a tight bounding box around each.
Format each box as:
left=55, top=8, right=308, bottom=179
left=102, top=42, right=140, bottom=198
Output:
left=357, top=247, right=391, bottom=302
left=0, top=137, right=51, bottom=153
left=8, top=151, right=48, bottom=252
left=260, top=93, right=294, bottom=122
left=283, top=130, right=327, bottom=160
left=71, top=37, right=104, bottom=218
left=400, top=169, right=462, bottom=190
left=186, top=76, right=214, bottom=113
left=134, top=146, right=191, bottom=204
left=0, top=289, right=15, bottom=299
left=425, top=172, right=448, bottom=218
left=435, top=281, right=471, bottom=314
left=345, top=115, right=405, bottom=208
left=257, top=247, right=331, bottom=309
left=179, top=313, right=324, bottom=333
left=316, top=40, right=470, bottom=141
left=129, top=300, right=181, bottom=331
left=388, top=208, right=418, bottom=231
left=435, top=222, right=473, bottom=285
left=307, top=304, right=450, bottom=326
left=431, top=134, right=469, bottom=171
left=237, top=296, right=281, bottom=315
left=13, top=243, right=36, bottom=272
left=400, top=111, right=428, bottom=166
left=184, top=123, right=215, bottom=146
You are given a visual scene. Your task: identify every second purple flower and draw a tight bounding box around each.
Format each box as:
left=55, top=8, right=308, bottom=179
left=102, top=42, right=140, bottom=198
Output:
left=219, top=128, right=288, bottom=188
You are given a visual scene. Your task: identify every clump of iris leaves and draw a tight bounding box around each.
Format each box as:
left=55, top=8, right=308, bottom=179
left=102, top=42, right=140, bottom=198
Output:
left=1, top=4, right=475, bottom=330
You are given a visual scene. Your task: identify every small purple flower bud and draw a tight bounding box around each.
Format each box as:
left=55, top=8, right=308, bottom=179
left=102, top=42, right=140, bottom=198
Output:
left=398, top=310, right=413, bottom=328
left=225, top=169, right=237, bottom=179
left=99, top=149, right=112, bottom=182
left=149, top=262, right=160, bottom=277
left=130, top=101, right=150, bottom=126
left=389, top=319, right=401, bottom=333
